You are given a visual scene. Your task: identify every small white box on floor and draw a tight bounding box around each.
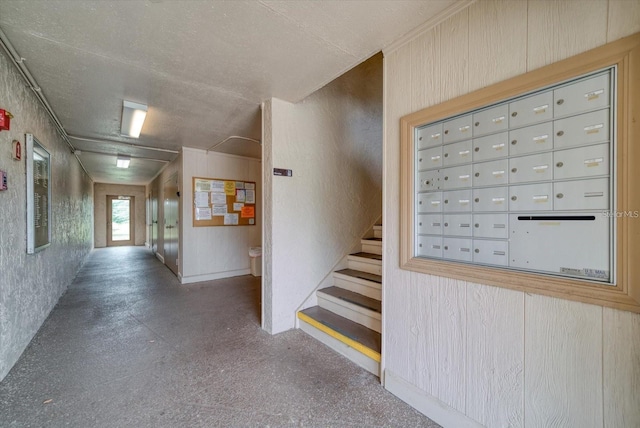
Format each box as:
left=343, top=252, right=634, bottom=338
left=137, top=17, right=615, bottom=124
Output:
left=249, top=247, right=262, bottom=277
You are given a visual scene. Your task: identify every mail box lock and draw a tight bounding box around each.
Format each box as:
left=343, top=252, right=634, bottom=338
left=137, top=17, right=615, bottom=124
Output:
left=475, top=121, right=480, bottom=126
left=419, top=201, right=423, bottom=205
left=419, top=222, right=422, bottom=226
left=444, top=199, right=449, bottom=204
left=475, top=172, right=480, bottom=177
left=511, top=112, right=518, bottom=117
left=475, top=248, right=480, bottom=253
left=419, top=136, right=423, bottom=141
left=475, top=147, right=480, bottom=152
left=511, top=140, right=517, bottom=145
left=419, top=158, right=423, bottom=163
left=444, top=246, right=449, bottom=250
left=556, top=193, right=564, bottom=199
left=511, top=196, right=518, bottom=201
left=419, top=243, right=423, bottom=247
left=557, top=99, right=565, bottom=105
left=556, top=162, right=564, bottom=167
left=444, top=176, right=449, bottom=180
left=444, top=153, right=449, bottom=158
left=557, top=130, right=564, bottom=136
left=424, top=180, right=430, bottom=185
left=444, top=222, right=449, bottom=227
left=511, top=168, right=518, bottom=173
left=444, top=129, right=449, bottom=134
left=475, top=198, right=480, bottom=202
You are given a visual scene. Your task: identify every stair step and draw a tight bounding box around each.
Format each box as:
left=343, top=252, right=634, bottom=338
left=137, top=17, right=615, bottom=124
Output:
left=361, top=238, right=382, bottom=255
left=317, top=286, right=381, bottom=332
left=373, top=224, right=382, bottom=239
left=333, top=269, right=381, bottom=300
left=347, top=252, right=382, bottom=275
left=298, top=307, right=380, bottom=376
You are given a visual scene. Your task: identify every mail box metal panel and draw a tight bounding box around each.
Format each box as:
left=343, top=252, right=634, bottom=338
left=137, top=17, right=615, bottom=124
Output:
left=509, top=183, right=553, bottom=211
left=473, top=104, right=509, bottom=137
left=418, top=146, right=443, bottom=171
left=473, top=213, right=509, bottom=238
left=554, top=143, right=609, bottom=180
left=509, top=212, right=610, bottom=281
left=473, top=239, right=509, bottom=266
left=473, top=159, right=509, bottom=187
left=418, top=214, right=443, bottom=235
left=417, top=192, right=443, bottom=213
left=418, top=170, right=442, bottom=191
left=509, top=152, right=553, bottom=183
left=442, top=164, right=473, bottom=189
left=443, top=214, right=473, bottom=237
left=509, top=122, right=553, bottom=156
left=554, top=73, right=610, bottom=118
left=554, top=108, right=610, bottom=149
left=417, top=123, right=443, bottom=149
left=443, top=114, right=473, bottom=144
left=443, top=139, right=473, bottom=167
left=473, top=132, right=509, bottom=162
left=443, top=189, right=473, bottom=212
left=473, top=186, right=509, bottom=212
left=417, top=235, right=443, bottom=258
left=554, top=178, right=609, bottom=211
left=442, top=237, right=473, bottom=262
left=509, top=90, right=553, bottom=128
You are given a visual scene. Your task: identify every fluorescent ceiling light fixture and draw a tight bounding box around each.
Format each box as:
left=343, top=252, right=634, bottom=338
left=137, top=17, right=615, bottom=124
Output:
left=120, top=100, right=148, bottom=138
left=116, top=154, right=131, bottom=168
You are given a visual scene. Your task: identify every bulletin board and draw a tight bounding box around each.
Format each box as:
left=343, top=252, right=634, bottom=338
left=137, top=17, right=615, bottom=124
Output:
left=26, top=134, right=51, bottom=254
left=192, top=176, right=256, bottom=227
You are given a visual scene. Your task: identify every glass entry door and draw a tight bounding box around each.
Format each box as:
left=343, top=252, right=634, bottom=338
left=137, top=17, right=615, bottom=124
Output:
left=107, top=195, right=135, bottom=246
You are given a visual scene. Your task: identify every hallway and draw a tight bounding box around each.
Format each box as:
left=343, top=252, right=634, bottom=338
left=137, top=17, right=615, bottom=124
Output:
left=0, top=247, right=437, bottom=427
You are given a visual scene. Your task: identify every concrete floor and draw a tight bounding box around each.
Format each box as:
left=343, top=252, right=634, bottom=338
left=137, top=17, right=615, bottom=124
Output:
left=0, top=246, right=439, bottom=427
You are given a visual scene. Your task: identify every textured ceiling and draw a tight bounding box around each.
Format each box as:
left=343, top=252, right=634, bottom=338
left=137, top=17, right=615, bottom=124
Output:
left=0, top=0, right=462, bottom=184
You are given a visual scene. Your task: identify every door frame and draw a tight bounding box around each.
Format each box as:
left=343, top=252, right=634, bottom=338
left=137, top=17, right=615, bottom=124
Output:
left=107, top=195, right=135, bottom=247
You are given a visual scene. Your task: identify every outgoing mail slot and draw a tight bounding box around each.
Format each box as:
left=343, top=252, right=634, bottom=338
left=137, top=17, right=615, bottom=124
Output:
left=441, top=164, right=473, bottom=189
left=472, top=104, right=509, bottom=137
left=443, top=214, right=473, bottom=237
left=473, top=186, right=509, bottom=212
left=473, top=213, right=509, bottom=238
left=509, top=183, right=553, bottom=211
left=443, top=189, right=472, bottom=213
left=416, top=123, right=443, bottom=150
left=418, top=170, right=441, bottom=191
left=509, top=122, right=553, bottom=156
left=442, top=139, right=473, bottom=167
left=554, top=143, right=609, bottom=180
left=554, top=108, right=610, bottom=150
left=443, top=114, right=473, bottom=144
left=473, top=132, right=508, bottom=162
left=554, top=178, right=609, bottom=211
left=442, top=237, right=473, bottom=262
left=473, top=239, right=508, bottom=266
left=417, top=192, right=443, bottom=213
left=417, top=235, right=443, bottom=258
left=509, top=152, right=553, bottom=183
left=473, top=159, right=509, bottom=187
left=554, top=72, right=610, bottom=118
left=509, top=90, right=553, bottom=128
left=418, top=214, right=443, bottom=235
left=418, top=146, right=443, bottom=171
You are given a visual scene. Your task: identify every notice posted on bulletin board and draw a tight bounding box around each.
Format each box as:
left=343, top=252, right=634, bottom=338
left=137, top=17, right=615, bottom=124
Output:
left=193, top=177, right=256, bottom=227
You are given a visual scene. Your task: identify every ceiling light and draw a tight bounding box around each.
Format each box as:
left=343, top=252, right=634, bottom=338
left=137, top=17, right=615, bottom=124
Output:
left=120, top=100, right=147, bottom=138
left=116, top=154, right=131, bottom=168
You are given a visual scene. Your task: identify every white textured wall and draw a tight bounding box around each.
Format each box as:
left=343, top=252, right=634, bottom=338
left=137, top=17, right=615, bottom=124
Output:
left=263, top=54, right=383, bottom=334
left=94, top=183, right=146, bottom=247
left=383, top=1, right=640, bottom=427
left=0, top=51, right=93, bottom=381
left=180, top=147, right=261, bottom=283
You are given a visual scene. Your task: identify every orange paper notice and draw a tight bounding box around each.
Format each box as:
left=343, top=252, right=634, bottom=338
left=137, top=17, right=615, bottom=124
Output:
left=241, top=206, right=255, bottom=218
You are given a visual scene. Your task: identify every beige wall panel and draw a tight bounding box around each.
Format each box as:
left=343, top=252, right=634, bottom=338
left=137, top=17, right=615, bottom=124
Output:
left=466, top=283, right=524, bottom=427
left=607, top=0, right=640, bottom=42
left=409, top=272, right=439, bottom=395
left=603, top=308, right=640, bottom=428
left=468, top=0, right=528, bottom=91
left=410, top=28, right=441, bottom=112
left=439, top=8, right=470, bottom=101
left=525, top=295, right=603, bottom=428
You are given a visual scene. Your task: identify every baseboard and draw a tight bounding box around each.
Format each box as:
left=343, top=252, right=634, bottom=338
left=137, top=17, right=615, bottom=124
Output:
left=180, top=268, right=251, bottom=284
left=155, top=252, right=165, bottom=264
left=384, top=370, right=483, bottom=428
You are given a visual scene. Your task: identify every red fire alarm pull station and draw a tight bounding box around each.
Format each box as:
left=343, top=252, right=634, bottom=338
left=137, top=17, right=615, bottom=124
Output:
left=0, top=109, right=13, bottom=131
left=12, top=140, right=21, bottom=161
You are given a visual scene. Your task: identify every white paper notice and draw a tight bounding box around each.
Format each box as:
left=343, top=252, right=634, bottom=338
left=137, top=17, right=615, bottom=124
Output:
left=211, top=192, right=227, bottom=205
left=212, top=205, right=227, bottom=216
left=194, top=191, right=210, bottom=207
left=245, top=189, right=255, bottom=204
left=195, top=179, right=212, bottom=192
left=235, top=182, right=245, bottom=189
left=244, top=183, right=255, bottom=190
left=236, top=189, right=246, bottom=202
left=211, top=180, right=225, bottom=193
left=195, top=207, right=212, bottom=220
left=224, top=213, right=239, bottom=225
left=233, top=202, right=244, bottom=211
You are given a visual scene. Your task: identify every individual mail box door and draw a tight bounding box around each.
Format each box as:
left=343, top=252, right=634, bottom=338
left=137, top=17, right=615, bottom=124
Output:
left=473, top=132, right=508, bottom=162
left=416, top=123, right=443, bottom=149
left=417, top=236, right=443, bottom=258
left=509, top=212, right=610, bottom=282
left=509, top=183, right=553, bottom=211
left=443, top=214, right=473, bottom=237
left=417, top=192, right=443, bottom=213
left=442, top=165, right=473, bottom=189
left=418, top=169, right=442, bottom=191
left=509, top=122, right=553, bottom=156
left=443, top=114, right=473, bottom=144
left=442, top=139, right=473, bottom=166
left=509, top=152, right=553, bottom=183
left=472, top=104, right=508, bottom=137
left=554, top=108, right=609, bottom=149
left=509, top=90, right=553, bottom=128
left=554, top=73, right=610, bottom=118
left=473, top=239, right=508, bottom=266
left=554, top=178, right=609, bottom=211
left=554, top=143, right=609, bottom=180
left=443, top=189, right=472, bottom=212
left=473, top=159, right=509, bottom=187
left=473, top=186, right=508, bottom=212
left=442, top=237, right=473, bottom=262
left=418, top=146, right=443, bottom=171
left=418, top=214, right=443, bottom=235
left=473, top=213, right=508, bottom=238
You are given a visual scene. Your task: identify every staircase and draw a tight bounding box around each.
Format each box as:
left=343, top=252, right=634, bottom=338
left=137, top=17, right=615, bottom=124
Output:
left=297, top=224, right=382, bottom=376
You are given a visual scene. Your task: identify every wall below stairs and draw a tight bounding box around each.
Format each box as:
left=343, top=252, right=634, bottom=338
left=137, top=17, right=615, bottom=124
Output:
left=263, top=53, right=383, bottom=334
